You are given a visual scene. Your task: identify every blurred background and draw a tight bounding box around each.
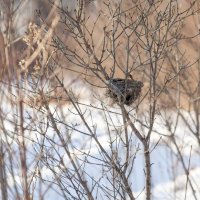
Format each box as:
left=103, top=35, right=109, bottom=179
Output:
left=0, top=0, right=200, bottom=199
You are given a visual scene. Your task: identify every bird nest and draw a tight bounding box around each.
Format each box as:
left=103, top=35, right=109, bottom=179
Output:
left=106, top=78, right=144, bottom=105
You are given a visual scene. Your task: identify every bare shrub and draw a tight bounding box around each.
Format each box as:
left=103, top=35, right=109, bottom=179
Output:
left=0, top=0, right=200, bottom=200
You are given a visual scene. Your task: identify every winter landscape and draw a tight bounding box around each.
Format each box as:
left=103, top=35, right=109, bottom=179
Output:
left=0, top=0, right=200, bottom=200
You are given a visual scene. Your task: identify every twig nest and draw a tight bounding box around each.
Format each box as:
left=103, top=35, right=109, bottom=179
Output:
left=106, top=78, right=143, bottom=105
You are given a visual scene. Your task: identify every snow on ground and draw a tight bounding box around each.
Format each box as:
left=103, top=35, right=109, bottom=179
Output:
left=135, top=166, right=200, bottom=200
left=1, top=80, right=200, bottom=199
left=152, top=167, right=200, bottom=200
